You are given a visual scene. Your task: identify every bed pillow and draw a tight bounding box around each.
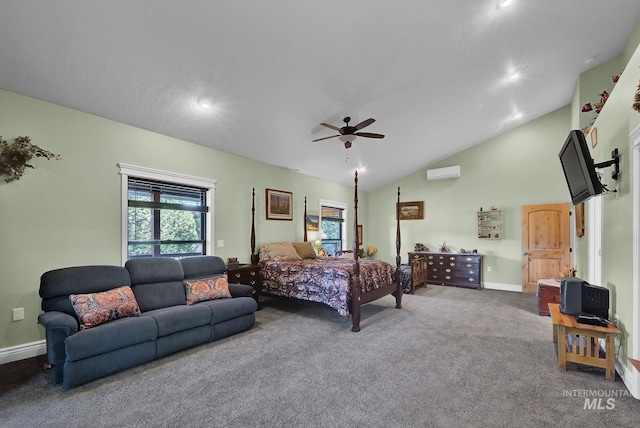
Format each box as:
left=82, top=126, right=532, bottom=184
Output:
left=183, top=274, right=231, bottom=305
left=259, top=242, right=302, bottom=261
left=292, top=241, right=316, bottom=259
left=70, top=286, right=141, bottom=330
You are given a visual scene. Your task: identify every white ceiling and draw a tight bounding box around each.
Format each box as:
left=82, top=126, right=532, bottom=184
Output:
left=1, top=1, right=639, bottom=191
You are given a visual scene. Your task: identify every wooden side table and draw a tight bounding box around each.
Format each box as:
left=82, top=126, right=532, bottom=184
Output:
left=227, top=264, right=262, bottom=309
left=548, top=303, right=621, bottom=381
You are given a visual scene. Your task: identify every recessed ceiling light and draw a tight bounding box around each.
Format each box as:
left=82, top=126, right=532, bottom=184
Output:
left=584, top=56, right=598, bottom=65
left=498, top=0, right=513, bottom=9
left=197, top=96, right=213, bottom=109
left=506, top=71, right=520, bottom=81
left=512, top=112, right=523, bottom=119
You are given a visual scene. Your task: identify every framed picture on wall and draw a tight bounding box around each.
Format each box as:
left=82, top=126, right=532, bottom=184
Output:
left=266, top=188, right=293, bottom=220
left=397, top=201, right=424, bottom=220
left=306, top=214, right=319, bottom=231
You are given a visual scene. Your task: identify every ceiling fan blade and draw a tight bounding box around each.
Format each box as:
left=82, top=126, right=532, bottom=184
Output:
left=354, top=118, right=375, bottom=130
left=320, top=123, right=341, bottom=131
left=355, top=132, right=385, bottom=139
left=312, top=134, right=340, bottom=142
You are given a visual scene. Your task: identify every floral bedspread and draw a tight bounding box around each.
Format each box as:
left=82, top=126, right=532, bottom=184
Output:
left=260, top=258, right=396, bottom=316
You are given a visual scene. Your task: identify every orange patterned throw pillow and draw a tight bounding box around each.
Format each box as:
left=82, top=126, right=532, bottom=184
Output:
left=70, top=286, right=141, bottom=330
left=183, top=275, right=231, bottom=305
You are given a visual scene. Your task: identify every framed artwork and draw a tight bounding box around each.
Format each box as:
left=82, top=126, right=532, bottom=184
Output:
left=266, top=188, right=293, bottom=220
left=306, top=215, right=319, bottom=231
left=397, top=201, right=424, bottom=220
left=590, top=126, right=598, bottom=148
left=357, top=225, right=363, bottom=246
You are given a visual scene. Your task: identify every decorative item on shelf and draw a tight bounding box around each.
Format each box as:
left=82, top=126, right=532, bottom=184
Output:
left=459, top=248, right=468, bottom=254
left=227, top=257, right=238, bottom=265
left=439, top=241, right=450, bottom=253
left=581, top=74, right=620, bottom=128
left=633, top=76, right=640, bottom=114
left=414, top=242, right=429, bottom=252
left=313, top=240, right=324, bottom=255
left=0, top=135, right=61, bottom=183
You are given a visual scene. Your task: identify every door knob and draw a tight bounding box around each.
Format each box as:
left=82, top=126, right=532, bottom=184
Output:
left=522, top=252, right=528, bottom=256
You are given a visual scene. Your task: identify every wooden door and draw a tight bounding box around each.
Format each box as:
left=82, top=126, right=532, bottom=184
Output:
left=521, top=203, right=570, bottom=294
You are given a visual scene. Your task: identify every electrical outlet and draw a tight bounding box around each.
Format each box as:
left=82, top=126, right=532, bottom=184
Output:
left=487, top=266, right=492, bottom=272
left=12, top=307, right=24, bottom=321
left=217, top=240, right=224, bottom=248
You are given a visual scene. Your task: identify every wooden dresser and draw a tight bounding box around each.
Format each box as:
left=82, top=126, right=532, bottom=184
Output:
left=408, top=252, right=483, bottom=289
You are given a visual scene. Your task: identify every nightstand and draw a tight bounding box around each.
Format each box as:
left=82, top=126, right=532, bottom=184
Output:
left=227, top=264, right=262, bottom=309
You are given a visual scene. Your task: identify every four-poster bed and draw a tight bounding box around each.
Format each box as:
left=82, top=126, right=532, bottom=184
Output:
left=248, top=171, right=403, bottom=331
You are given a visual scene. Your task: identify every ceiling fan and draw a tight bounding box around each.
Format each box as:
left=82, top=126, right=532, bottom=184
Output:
left=312, top=116, right=385, bottom=149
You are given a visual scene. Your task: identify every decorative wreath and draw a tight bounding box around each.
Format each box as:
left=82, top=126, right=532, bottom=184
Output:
left=0, top=136, right=61, bottom=183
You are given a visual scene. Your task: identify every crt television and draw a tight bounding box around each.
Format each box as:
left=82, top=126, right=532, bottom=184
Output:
left=558, top=129, right=603, bottom=205
left=560, top=276, right=609, bottom=319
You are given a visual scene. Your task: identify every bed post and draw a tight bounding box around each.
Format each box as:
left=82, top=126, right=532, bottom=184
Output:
left=394, top=186, right=403, bottom=309
left=351, top=170, right=362, bottom=332
left=303, top=196, right=308, bottom=242
left=250, top=187, right=259, bottom=265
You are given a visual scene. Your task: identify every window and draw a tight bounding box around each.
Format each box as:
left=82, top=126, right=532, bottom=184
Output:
left=319, top=201, right=347, bottom=256
left=119, top=163, right=216, bottom=262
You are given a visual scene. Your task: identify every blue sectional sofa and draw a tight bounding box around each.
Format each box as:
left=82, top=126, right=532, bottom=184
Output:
left=38, top=256, right=257, bottom=390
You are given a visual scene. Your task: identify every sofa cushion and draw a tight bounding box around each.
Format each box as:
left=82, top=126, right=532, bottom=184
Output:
left=65, top=315, right=158, bottom=362
left=70, top=286, right=141, bottom=329
left=40, top=265, right=131, bottom=318
left=184, top=275, right=231, bottom=305
left=181, top=255, right=227, bottom=279
left=143, top=305, right=212, bottom=337
left=198, top=296, right=258, bottom=324
left=126, top=258, right=187, bottom=311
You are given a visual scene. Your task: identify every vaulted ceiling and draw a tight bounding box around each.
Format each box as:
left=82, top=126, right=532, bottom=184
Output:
left=1, top=1, right=639, bottom=190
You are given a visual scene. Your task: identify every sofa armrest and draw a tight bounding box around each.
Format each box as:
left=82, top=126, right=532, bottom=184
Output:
left=38, top=311, right=78, bottom=384
left=228, top=283, right=254, bottom=298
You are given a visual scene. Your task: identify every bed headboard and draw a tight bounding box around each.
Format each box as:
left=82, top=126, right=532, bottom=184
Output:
left=250, top=171, right=401, bottom=269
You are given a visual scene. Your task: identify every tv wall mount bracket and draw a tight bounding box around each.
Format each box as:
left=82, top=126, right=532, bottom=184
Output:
left=594, top=148, right=620, bottom=181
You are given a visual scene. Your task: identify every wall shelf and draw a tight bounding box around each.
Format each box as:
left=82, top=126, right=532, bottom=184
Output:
left=478, top=210, right=502, bottom=239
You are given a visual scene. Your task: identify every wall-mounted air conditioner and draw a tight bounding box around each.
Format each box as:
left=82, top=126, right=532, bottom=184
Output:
left=426, top=165, right=461, bottom=181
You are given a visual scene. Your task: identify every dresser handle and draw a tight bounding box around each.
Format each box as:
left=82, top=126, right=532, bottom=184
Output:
left=250, top=271, right=256, bottom=276
left=445, top=275, right=452, bottom=280
left=250, top=280, right=256, bottom=285
left=234, top=273, right=241, bottom=278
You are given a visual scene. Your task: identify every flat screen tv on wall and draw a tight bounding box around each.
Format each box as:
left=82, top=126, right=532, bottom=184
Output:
left=558, top=129, right=603, bottom=206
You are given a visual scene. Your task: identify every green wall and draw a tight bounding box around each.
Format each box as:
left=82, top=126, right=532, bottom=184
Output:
left=0, top=88, right=368, bottom=349
left=368, top=24, right=640, bottom=380
left=369, top=105, right=571, bottom=288
left=583, top=38, right=640, bottom=367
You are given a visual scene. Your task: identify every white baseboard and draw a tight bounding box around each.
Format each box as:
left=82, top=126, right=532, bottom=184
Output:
left=0, top=340, right=46, bottom=365
left=616, top=356, right=640, bottom=399
left=483, top=282, right=522, bottom=293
